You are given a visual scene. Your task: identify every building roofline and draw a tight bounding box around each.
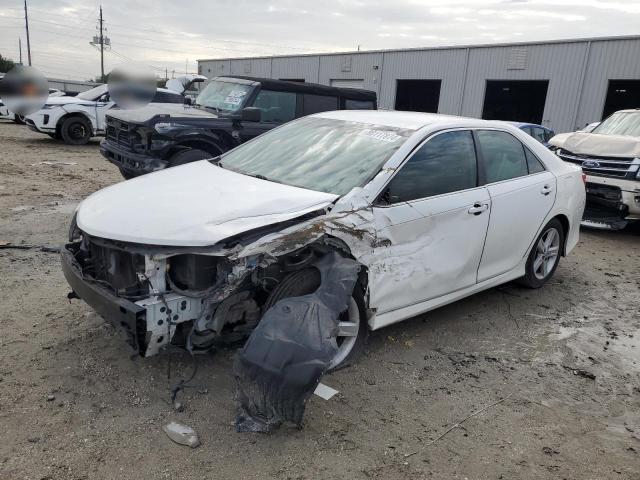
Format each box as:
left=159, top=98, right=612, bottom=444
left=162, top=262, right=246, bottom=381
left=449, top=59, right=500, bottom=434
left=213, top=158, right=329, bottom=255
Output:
left=197, top=34, right=640, bottom=63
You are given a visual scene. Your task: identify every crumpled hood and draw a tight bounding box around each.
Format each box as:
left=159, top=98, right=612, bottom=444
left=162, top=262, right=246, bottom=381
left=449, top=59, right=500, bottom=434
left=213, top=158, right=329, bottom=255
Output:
left=107, top=103, right=217, bottom=124
left=550, top=131, right=640, bottom=157
left=76, top=161, right=337, bottom=247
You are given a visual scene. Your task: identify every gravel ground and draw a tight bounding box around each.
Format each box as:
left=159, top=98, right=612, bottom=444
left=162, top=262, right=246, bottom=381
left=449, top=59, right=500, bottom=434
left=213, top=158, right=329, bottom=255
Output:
left=1, top=121, right=639, bottom=480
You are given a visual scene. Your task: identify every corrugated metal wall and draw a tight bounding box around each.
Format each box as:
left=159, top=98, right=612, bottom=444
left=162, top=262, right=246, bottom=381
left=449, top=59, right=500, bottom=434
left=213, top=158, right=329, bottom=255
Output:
left=198, top=37, right=640, bottom=133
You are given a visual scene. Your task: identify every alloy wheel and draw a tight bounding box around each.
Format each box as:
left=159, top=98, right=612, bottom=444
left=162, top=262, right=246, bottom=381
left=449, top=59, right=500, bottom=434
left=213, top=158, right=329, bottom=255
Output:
left=329, top=297, right=360, bottom=370
left=533, top=227, right=560, bottom=280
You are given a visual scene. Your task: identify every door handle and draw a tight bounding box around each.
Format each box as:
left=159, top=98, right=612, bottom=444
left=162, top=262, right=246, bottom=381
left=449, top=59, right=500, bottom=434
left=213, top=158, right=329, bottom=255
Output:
left=541, top=185, right=553, bottom=196
left=468, top=203, right=489, bottom=215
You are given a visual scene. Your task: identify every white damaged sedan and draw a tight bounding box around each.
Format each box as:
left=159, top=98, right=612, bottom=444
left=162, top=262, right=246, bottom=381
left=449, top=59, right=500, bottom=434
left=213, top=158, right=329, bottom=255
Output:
left=62, top=111, right=586, bottom=369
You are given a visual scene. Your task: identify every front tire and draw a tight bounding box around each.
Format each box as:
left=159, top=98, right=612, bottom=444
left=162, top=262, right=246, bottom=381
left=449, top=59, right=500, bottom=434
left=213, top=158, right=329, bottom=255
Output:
left=263, top=267, right=368, bottom=371
left=168, top=148, right=219, bottom=168
left=60, top=116, right=92, bottom=145
left=519, top=218, right=564, bottom=288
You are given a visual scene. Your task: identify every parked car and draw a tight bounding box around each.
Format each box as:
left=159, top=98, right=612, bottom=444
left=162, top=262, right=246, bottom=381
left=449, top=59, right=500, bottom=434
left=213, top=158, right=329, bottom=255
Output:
left=507, top=122, right=555, bottom=147
left=99, top=76, right=377, bottom=179
left=549, top=109, right=640, bottom=230
left=62, top=111, right=585, bottom=369
left=23, top=83, right=193, bottom=145
left=0, top=88, right=66, bottom=123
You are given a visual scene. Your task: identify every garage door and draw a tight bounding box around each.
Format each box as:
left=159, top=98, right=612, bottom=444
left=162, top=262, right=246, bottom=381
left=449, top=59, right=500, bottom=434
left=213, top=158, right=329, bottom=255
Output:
left=395, top=79, right=441, bottom=113
left=482, top=80, right=549, bottom=124
left=330, top=79, right=365, bottom=89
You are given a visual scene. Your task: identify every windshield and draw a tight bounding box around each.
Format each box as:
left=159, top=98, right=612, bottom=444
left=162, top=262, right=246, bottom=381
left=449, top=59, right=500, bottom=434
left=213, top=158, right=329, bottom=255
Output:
left=194, top=80, right=252, bottom=113
left=593, top=111, right=640, bottom=137
left=219, top=116, right=414, bottom=195
left=77, top=84, right=108, bottom=101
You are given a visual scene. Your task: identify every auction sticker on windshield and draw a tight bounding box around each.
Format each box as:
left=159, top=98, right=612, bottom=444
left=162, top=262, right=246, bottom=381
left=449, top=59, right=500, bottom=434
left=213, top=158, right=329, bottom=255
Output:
left=360, top=129, right=403, bottom=143
left=224, top=90, right=248, bottom=106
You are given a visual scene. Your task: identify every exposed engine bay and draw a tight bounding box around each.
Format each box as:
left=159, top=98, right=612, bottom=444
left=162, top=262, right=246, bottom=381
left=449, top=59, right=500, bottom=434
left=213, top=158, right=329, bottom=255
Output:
left=63, top=219, right=364, bottom=359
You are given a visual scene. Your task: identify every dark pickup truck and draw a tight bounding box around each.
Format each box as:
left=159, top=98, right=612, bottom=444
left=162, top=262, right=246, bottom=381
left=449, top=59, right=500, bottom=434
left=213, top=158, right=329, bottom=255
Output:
left=100, top=76, right=377, bottom=179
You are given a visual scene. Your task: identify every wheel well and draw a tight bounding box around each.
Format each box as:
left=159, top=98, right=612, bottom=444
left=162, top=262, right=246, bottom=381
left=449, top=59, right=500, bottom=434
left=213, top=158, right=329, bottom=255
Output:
left=177, top=137, right=228, bottom=156
left=56, top=113, right=91, bottom=136
left=552, top=214, right=570, bottom=256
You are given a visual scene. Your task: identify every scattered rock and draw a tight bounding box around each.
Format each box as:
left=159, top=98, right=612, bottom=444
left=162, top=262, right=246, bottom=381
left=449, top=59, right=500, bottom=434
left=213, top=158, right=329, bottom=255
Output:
left=162, top=422, right=200, bottom=448
left=46, top=394, right=55, bottom=402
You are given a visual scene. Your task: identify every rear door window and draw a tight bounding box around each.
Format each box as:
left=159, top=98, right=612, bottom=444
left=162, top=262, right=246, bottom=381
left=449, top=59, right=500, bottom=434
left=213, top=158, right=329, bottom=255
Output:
left=252, top=89, right=297, bottom=122
left=302, top=94, right=339, bottom=115
left=386, top=130, right=478, bottom=203
left=476, top=130, right=529, bottom=183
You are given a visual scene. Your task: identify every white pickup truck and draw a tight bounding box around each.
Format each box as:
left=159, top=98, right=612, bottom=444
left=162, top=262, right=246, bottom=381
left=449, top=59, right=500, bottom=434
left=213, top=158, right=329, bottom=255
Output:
left=550, top=109, right=640, bottom=230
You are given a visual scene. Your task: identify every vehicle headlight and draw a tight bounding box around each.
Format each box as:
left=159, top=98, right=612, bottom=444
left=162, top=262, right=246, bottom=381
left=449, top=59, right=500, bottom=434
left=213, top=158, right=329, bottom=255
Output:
left=154, top=122, right=190, bottom=135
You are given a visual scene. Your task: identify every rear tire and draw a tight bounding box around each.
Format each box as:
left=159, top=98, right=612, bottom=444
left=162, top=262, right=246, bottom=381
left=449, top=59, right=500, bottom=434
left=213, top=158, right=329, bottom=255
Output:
left=168, top=148, right=219, bottom=168
left=519, top=218, right=564, bottom=288
left=264, top=267, right=367, bottom=371
left=60, top=116, right=92, bottom=145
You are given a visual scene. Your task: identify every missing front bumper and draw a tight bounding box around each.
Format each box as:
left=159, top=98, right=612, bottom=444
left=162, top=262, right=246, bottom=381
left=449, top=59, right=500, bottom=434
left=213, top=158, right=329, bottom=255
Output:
left=61, top=243, right=146, bottom=351
left=61, top=243, right=202, bottom=356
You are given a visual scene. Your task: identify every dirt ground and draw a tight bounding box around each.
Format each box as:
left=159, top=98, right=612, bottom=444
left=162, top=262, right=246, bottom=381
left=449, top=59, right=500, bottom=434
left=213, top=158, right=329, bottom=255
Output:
left=0, top=121, right=639, bottom=480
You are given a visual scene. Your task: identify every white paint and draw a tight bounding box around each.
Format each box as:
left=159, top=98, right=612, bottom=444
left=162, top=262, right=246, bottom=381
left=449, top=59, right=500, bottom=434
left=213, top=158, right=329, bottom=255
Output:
left=74, top=111, right=586, bottom=339
left=76, top=161, right=337, bottom=246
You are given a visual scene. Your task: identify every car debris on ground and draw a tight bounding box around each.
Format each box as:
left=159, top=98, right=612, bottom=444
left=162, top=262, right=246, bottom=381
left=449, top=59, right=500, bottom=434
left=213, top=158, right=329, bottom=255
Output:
left=162, top=422, right=201, bottom=448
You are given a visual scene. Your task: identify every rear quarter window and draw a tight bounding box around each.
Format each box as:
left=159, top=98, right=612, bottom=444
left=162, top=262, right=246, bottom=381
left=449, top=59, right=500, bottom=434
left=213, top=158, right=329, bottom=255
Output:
left=344, top=99, right=375, bottom=110
left=302, top=94, right=339, bottom=115
left=152, top=91, right=185, bottom=104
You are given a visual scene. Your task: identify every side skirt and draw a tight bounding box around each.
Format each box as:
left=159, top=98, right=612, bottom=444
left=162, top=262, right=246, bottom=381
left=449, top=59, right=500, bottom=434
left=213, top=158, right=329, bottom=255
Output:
left=369, top=262, right=526, bottom=331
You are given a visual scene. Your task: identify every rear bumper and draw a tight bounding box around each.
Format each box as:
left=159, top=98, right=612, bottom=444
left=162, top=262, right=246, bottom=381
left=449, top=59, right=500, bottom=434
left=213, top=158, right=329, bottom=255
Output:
left=100, top=140, right=168, bottom=177
left=61, top=243, right=145, bottom=352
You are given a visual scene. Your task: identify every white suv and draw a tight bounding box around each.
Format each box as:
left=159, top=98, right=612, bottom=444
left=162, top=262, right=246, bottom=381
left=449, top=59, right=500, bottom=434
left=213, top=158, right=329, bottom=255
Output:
left=24, top=84, right=186, bottom=144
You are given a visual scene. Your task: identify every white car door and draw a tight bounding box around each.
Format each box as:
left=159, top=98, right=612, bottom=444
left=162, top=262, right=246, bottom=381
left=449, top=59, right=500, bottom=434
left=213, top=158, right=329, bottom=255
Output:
left=368, top=129, right=491, bottom=315
left=474, top=129, right=556, bottom=282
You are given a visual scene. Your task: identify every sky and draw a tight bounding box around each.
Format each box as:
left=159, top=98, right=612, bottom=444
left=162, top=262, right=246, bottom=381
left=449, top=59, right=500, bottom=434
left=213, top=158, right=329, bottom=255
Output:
left=0, top=0, right=639, bottom=81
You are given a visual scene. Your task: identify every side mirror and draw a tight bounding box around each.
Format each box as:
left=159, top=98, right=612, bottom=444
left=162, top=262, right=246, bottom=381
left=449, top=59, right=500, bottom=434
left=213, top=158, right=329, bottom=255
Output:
left=241, top=107, right=261, bottom=123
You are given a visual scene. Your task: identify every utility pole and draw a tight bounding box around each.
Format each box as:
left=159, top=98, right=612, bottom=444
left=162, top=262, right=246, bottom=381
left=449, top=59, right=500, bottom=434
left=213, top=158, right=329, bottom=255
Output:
left=18, top=38, right=23, bottom=65
left=24, top=0, right=31, bottom=66
left=99, top=5, right=105, bottom=82
left=90, top=7, right=110, bottom=82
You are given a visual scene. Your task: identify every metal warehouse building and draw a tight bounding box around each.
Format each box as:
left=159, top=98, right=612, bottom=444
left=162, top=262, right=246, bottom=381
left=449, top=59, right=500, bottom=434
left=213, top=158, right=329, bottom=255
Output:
left=198, top=35, right=640, bottom=133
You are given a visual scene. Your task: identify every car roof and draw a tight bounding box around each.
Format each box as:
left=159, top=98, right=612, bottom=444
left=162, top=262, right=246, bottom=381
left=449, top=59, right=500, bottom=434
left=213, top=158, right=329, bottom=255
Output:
left=313, top=110, right=507, bottom=130
left=214, top=75, right=377, bottom=101
left=613, top=109, right=640, bottom=113
left=505, top=121, right=551, bottom=130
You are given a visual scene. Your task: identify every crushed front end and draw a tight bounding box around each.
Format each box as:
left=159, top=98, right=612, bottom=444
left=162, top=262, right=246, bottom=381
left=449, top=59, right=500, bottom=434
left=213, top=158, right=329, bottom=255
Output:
left=61, top=217, right=356, bottom=358
left=556, top=149, right=640, bottom=229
